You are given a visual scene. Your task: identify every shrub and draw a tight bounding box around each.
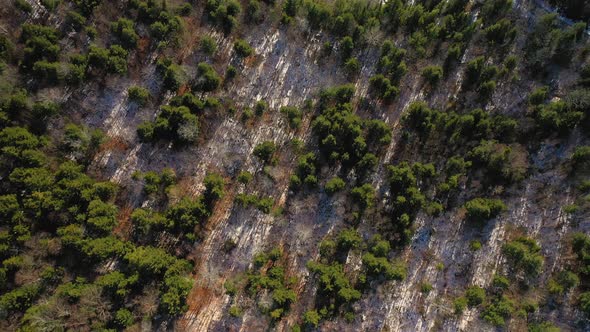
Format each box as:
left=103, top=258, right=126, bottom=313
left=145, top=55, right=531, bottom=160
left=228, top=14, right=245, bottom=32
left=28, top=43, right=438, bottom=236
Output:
left=128, top=86, right=149, bottom=106
left=422, top=65, right=443, bottom=85
left=572, top=146, right=590, bottom=170
left=111, top=18, right=138, bottom=49
left=67, top=10, right=87, bottom=30
left=195, top=62, right=221, bottom=92
left=281, top=106, right=302, bottom=129
left=351, top=184, right=375, bottom=210
left=200, top=36, right=217, bottom=55
left=226, top=65, right=237, bottom=80
left=246, top=0, right=263, bottom=23
left=204, top=172, right=225, bottom=205
left=337, top=228, right=362, bottom=250
left=481, top=295, right=514, bottom=326
left=253, top=141, right=277, bottom=163
left=234, top=39, right=254, bottom=58
left=502, top=237, right=544, bottom=276
left=580, top=292, right=590, bottom=316
left=303, top=309, right=320, bottom=327
left=114, top=308, right=134, bottom=327
left=465, top=286, right=486, bottom=306
left=454, top=297, right=468, bottom=314
left=237, top=171, right=253, bottom=184
left=206, top=0, right=242, bottom=33
left=464, top=198, right=506, bottom=223
left=362, top=253, right=407, bottom=280
left=325, top=177, right=345, bottom=194
left=484, top=18, right=516, bottom=45
left=15, top=0, right=33, bottom=13
left=254, top=100, right=267, bottom=116
left=344, top=57, right=360, bottom=77
left=340, top=36, right=354, bottom=60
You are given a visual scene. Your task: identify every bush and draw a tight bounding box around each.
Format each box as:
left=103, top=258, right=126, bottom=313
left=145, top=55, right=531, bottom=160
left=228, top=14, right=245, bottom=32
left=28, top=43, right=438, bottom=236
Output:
left=246, top=0, right=263, bottom=23
left=128, top=86, right=149, bottom=106
left=465, top=286, right=486, bottom=306
left=254, top=100, right=267, bottom=116
left=200, top=36, right=217, bottom=55
left=502, top=237, right=544, bottom=276
left=580, top=292, right=590, bottom=316
left=67, top=10, right=87, bottom=30
left=340, top=36, right=354, bottom=60
left=234, top=39, right=254, bottom=58
left=281, top=106, right=302, bottom=129
left=237, top=171, right=253, bottom=184
left=464, top=198, right=506, bottom=223
left=454, top=297, right=468, bottom=314
left=111, top=18, right=138, bottom=49
left=351, top=184, right=375, bottom=210
left=195, top=62, right=221, bottom=92
left=114, top=308, right=134, bottom=327
left=572, top=146, right=590, bottom=170
left=206, top=0, right=242, bottom=33
left=481, top=295, right=514, bottom=326
left=303, top=309, right=320, bottom=327
left=253, top=141, right=277, bottom=163
left=325, top=177, right=345, bottom=194
left=344, top=57, right=360, bottom=77
left=15, top=0, right=33, bottom=13
left=337, top=228, right=362, bottom=250
left=422, top=65, right=443, bottom=85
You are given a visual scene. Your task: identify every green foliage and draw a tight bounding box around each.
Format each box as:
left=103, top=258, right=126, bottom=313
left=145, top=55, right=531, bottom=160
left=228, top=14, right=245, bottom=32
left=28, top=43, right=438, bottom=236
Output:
left=200, top=36, right=217, bottom=55
left=246, top=248, right=296, bottom=318
left=454, top=297, right=468, bottom=314
left=484, top=18, right=517, bottom=45
left=351, top=184, right=376, bottom=210
left=235, top=193, right=274, bottom=213
left=325, top=177, right=345, bottom=194
left=111, top=18, right=138, bottom=49
left=303, top=309, right=320, bottom=327
left=580, top=292, right=590, bottom=316
left=481, top=295, right=514, bottom=326
left=468, top=140, right=526, bottom=183
left=422, top=65, right=443, bottom=85
left=281, top=106, right=302, bottom=129
left=114, top=308, right=134, bottom=327
left=124, top=246, right=177, bottom=275
left=306, top=261, right=361, bottom=304
left=0, top=283, right=40, bottom=315
left=166, top=196, right=209, bottom=232
left=502, top=237, right=544, bottom=277
left=206, top=0, right=242, bottom=33
left=157, top=58, right=186, bottom=91
left=362, top=253, right=406, bottom=280
left=253, top=141, right=277, bottom=163
left=572, top=146, right=590, bottom=171
left=234, top=39, right=254, bottom=58
left=204, top=172, right=225, bottom=206
left=526, top=13, right=586, bottom=71
left=465, top=285, right=486, bottom=306
left=15, top=0, right=33, bottom=13
left=548, top=270, right=579, bottom=295
left=337, top=228, right=362, bottom=251
left=195, top=62, right=221, bottom=92
left=237, top=171, right=253, bottom=184
left=464, top=198, right=506, bottom=223
left=87, top=44, right=128, bottom=74
left=572, top=232, right=590, bottom=275
left=138, top=105, right=199, bottom=144
left=128, top=86, right=150, bottom=106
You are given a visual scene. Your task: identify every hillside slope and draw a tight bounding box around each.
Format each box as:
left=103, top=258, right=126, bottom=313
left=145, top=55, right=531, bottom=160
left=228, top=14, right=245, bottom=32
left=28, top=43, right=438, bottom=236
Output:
left=0, top=0, right=589, bottom=331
